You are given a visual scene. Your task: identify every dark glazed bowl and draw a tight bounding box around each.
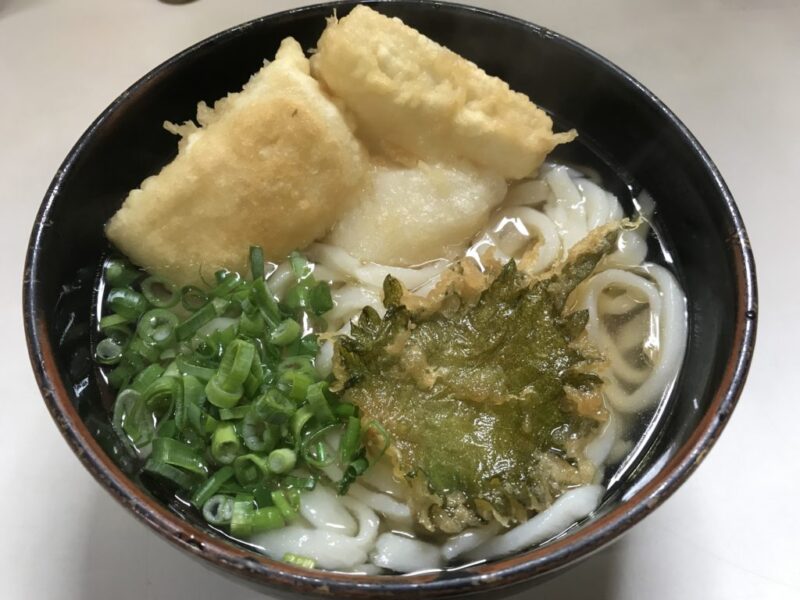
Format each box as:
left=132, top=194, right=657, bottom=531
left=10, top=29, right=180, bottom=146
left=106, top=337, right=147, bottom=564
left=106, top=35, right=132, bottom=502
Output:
left=23, top=1, right=756, bottom=597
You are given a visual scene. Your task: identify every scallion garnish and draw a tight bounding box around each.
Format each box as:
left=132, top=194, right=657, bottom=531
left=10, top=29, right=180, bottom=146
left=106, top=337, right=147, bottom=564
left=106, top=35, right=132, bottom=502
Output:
left=141, top=275, right=179, bottom=308
left=283, top=553, right=315, bottom=569
left=97, top=247, right=384, bottom=545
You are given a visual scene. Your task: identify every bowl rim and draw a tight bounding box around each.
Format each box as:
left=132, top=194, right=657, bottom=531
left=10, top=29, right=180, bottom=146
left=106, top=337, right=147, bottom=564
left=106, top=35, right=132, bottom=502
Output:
left=23, top=0, right=757, bottom=596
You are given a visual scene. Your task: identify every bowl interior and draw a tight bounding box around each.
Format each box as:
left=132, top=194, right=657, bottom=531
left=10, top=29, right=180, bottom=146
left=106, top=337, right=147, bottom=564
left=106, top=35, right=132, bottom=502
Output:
left=24, top=1, right=755, bottom=596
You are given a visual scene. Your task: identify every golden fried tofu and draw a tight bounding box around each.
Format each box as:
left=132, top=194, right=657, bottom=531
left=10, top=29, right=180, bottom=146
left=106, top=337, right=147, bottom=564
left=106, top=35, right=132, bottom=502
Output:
left=310, top=5, right=575, bottom=180
left=106, top=38, right=368, bottom=285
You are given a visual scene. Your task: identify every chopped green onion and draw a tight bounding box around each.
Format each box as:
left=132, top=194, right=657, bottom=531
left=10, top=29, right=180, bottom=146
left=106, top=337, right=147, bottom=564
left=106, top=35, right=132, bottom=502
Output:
left=234, top=454, right=271, bottom=485
left=333, top=402, right=357, bottom=419
left=279, top=369, right=313, bottom=402
left=175, top=374, right=203, bottom=432
left=254, top=389, right=295, bottom=425
left=127, top=335, right=161, bottom=363
left=230, top=497, right=255, bottom=537
left=337, top=456, right=369, bottom=495
left=278, top=355, right=316, bottom=377
left=204, top=375, right=238, bottom=410
left=180, top=427, right=206, bottom=450
left=181, top=285, right=209, bottom=311
left=242, top=414, right=278, bottom=453
left=136, top=308, right=179, bottom=349
left=340, top=416, right=361, bottom=465
left=252, top=507, right=285, bottom=533
left=176, top=302, right=217, bottom=341
left=283, top=553, right=315, bottom=569
left=111, top=388, right=140, bottom=449
left=122, top=375, right=180, bottom=446
left=307, top=382, right=335, bottom=425
left=107, top=288, right=149, bottom=321
left=250, top=484, right=273, bottom=508
left=181, top=374, right=204, bottom=406
left=107, top=363, right=135, bottom=389
left=238, top=310, right=266, bottom=337
left=95, top=338, right=123, bottom=365
left=191, top=466, right=234, bottom=509
left=158, top=419, right=178, bottom=440
left=301, top=425, right=337, bottom=470
left=283, top=285, right=307, bottom=311
left=202, top=494, right=234, bottom=525
left=290, top=406, right=314, bottom=447
left=176, top=357, right=216, bottom=382
left=141, top=276, right=179, bottom=308
left=289, top=252, right=312, bottom=281
left=267, top=448, right=296, bottom=475
left=250, top=246, right=265, bottom=281
left=308, top=282, right=334, bottom=315
left=252, top=279, right=280, bottom=327
left=211, top=297, right=230, bottom=316
left=105, top=258, right=140, bottom=288
left=142, top=458, right=201, bottom=490
left=129, top=363, right=165, bottom=394
left=285, top=488, right=301, bottom=510
left=283, top=475, right=316, bottom=491
left=219, top=404, right=252, bottom=421
left=142, top=375, right=181, bottom=418
left=151, top=437, right=208, bottom=476
left=211, top=423, right=241, bottom=465
left=100, top=249, right=378, bottom=541
left=205, top=339, right=255, bottom=408
left=99, top=313, right=133, bottom=338
left=270, top=489, right=296, bottom=520
left=296, top=334, right=320, bottom=356
left=217, top=481, right=246, bottom=496
left=270, top=318, right=302, bottom=346
left=212, top=269, right=242, bottom=298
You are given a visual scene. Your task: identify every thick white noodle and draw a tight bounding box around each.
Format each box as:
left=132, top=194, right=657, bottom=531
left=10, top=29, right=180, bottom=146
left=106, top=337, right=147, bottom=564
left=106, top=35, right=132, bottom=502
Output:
left=441, top=522, right=503, bottom=561
left=315, top=340, right=334, bottom=378
left=545, top=167, right=590, bottom=251
left=307, top=243, right=449, bottom=291
left=585, top=411, right=618, bottom=468
left=471, top=206, right=561, bottom=274
left=624, top=264, right=688, bottom=410
left=299, top=485, right=357, bottom=536
left=358, top=456, right=408, bottom=499
left=251, top=496, right=379, bottom=571
left=576, top=265, right=686, bottom=412
left=348, top=484, right=414, bottom=524
left=602, top=229, right=648, bottom=269
left=266, top=262, right=295, bottom=299
left=464, top=486, right=604, bottom=561
left=370, top=533, right=444, bottom=573
left=324, top=285, right=383, bottom=332
left=505, top=179, right=551, bottom=207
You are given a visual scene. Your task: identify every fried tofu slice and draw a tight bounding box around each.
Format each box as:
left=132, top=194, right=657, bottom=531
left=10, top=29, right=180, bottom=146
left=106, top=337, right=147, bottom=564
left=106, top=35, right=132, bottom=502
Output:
left=310, top=5, right=575, bottom=180
left=106, top=38, right=368, bottom=285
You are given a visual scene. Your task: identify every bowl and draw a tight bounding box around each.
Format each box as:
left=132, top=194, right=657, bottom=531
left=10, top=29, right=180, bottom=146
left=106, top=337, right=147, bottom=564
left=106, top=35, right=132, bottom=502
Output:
left=23, top=1, right=757, bottom=597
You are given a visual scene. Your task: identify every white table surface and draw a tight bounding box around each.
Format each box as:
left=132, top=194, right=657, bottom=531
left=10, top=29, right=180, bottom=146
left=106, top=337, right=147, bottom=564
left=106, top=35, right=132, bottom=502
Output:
left=2, top=0, right=798, bottom=598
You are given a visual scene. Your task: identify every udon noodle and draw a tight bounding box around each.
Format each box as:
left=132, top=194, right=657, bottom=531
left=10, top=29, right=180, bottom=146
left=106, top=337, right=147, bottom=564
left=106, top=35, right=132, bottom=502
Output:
left=248, top=164, right=687, bottom=573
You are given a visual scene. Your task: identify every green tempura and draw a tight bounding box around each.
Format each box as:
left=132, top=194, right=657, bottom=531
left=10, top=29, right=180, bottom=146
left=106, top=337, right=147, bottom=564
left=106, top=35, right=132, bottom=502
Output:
left=334, top=228, right=620, bottom=533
